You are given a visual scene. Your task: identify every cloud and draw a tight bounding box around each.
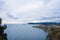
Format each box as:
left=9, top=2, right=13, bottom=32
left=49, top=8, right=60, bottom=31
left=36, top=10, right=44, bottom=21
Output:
left=0, top=0, right=60, bottom=23
left=7, top=13, right=19, bottom=19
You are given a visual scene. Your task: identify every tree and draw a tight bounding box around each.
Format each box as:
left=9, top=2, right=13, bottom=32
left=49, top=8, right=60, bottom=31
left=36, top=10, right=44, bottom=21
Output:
left=0, top=18, right=2, bottom=24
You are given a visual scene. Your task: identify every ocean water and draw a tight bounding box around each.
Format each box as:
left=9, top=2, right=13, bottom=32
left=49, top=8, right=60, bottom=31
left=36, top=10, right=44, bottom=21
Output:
left=4, top=24, right=48, bottom=40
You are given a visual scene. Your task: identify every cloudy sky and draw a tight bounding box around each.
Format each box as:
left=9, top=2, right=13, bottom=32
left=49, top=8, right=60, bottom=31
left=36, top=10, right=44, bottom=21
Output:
left=0, top=0, right=60, bottom=24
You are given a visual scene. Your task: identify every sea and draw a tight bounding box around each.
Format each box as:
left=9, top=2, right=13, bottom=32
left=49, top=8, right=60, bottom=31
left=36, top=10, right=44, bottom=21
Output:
left=4, top=24, right=48, bottom=40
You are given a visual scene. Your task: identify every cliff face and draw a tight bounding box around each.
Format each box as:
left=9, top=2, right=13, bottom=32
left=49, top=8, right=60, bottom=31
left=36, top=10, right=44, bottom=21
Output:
left=53, top=32, right=60, bottom=40
left=46, top=28, right=60, bottom=40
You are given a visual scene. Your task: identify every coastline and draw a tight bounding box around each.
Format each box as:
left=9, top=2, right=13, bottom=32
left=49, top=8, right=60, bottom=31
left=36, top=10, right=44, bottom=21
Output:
left=32, top=24, right=60, bottom=40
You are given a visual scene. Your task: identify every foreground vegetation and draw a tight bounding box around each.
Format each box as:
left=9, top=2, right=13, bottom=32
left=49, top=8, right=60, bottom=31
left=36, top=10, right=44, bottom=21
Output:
left=0, top=18, right=7, bottom=40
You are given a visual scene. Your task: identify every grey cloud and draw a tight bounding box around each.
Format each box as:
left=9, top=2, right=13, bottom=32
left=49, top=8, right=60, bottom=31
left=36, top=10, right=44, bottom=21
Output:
left=7, top=13, right=19, bottom=19
left=41, top=16, right=60, bottom=20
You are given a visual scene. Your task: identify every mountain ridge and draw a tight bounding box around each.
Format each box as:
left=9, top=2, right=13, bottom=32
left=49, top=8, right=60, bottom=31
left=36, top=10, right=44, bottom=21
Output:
left=28, top=22, right=60, bottom=25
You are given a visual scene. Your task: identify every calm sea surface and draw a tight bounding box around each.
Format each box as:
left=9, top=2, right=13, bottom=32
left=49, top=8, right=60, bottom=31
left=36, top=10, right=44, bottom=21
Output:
left=4, top=24, right=48, bottom=40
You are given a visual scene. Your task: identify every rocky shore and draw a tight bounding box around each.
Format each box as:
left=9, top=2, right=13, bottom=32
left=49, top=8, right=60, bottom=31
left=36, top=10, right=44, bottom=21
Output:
left=33, top=24, right=60, bottom=40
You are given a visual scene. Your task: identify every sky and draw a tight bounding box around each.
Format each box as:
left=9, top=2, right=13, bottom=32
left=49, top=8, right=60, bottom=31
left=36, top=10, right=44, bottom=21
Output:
left=0, top=0, right=60, bottom=24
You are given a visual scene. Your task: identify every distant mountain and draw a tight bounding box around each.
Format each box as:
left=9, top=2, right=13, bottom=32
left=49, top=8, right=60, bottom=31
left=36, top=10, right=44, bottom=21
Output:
left=28, top=22, right=60, bottom=25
